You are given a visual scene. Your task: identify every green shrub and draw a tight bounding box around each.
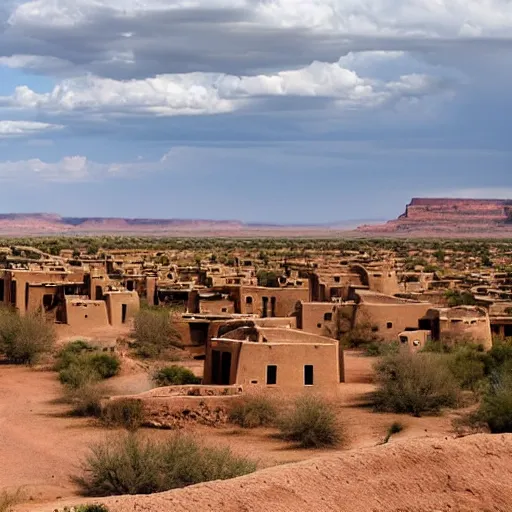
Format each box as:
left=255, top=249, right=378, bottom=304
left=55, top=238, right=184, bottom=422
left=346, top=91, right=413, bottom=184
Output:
left=228, top=395, right=277, bottom=428
left=55, top=340, right=93, bottom=370
left=447, top=346, right=486, bottom=390
left=0, top=309, right=55, bottom=364
left=132, top=310, right=182, bottom=358
left=101, top=399, right=145, bottom=431
left=152, top=365, right=201, bottom=386
left=364, top=341, right=399, bottom=357
left=484, top=340, right=512, bottom=376
left=372, top=352, right=460, bottom=416
left=475, top=372, right=512, bottom=433
left=57, top=346, right=120, bottom=389
left=278, top=395, right=341, bottom=448
left=74, top=434, right=256, bottom=497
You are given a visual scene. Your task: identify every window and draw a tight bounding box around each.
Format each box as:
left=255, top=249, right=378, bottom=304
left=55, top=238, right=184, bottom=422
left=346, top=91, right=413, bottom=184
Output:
left=324, top=312, right=332, bottom=322
left=386, top=322, right=393, bottom=329
left=317, top=323, right=322, bottom=328
left=246, top=296, right=253, bottom=304
left=334, top=276, right=340, bottom=283
left=304, top=365, right=314, bottom=386
left=266, top=365, right=277, bottom=385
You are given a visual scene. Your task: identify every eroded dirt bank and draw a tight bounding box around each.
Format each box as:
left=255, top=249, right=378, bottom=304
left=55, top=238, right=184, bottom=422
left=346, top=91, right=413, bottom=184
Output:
left=30, top=434, right=512, bottom=512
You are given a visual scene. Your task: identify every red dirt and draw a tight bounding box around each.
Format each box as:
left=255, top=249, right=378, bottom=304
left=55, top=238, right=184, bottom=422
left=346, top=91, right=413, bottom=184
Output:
left=0, top=353, right=477, bottom=511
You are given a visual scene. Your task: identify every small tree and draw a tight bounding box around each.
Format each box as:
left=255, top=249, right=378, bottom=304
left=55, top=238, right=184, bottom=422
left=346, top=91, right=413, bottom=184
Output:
left=132, top=309, right=182, bottom=358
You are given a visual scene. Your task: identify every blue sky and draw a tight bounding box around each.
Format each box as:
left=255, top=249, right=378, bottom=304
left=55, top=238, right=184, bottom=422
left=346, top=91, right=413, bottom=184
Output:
left=0, top=0, right=511, bottom=224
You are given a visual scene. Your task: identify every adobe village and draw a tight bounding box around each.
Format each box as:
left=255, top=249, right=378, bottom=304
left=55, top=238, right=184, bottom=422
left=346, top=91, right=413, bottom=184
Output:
left=1, top=209, right=512, bottom=512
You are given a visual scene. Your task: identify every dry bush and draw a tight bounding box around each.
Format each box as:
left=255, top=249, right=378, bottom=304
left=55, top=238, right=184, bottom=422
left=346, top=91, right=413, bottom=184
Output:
left=475, top=372, right=512, bottom=433
left=74, top=434, right=256, bottom=497
left=372, top=351, right=460, bottom=416
left=0, top=309, right=55, bottom=364
left=278, top=395, right=341, bottom=448
left=228, top=394, right=277, bottom=428
left=132, top=310, right=182, bottom=358
left=100, top=399, right=145, bottom=431
left=64, top=383, right=104, bottom=417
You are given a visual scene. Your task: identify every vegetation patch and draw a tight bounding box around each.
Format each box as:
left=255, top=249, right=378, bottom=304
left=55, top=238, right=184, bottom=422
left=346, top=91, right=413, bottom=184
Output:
left=152, top=365, right=201, bottom=387
left=228, top=394, right=277, bottom=428
left=0, top=308, right=55, bottom=364
left=74, top=433, right=256, bottom=496
left=372, top=352, right=460, bottom=416
left=100, top=399, right=145, bottom=431
left=132, top=309, right=182, bottom=358
left=278, top=395, right=341, bottom=448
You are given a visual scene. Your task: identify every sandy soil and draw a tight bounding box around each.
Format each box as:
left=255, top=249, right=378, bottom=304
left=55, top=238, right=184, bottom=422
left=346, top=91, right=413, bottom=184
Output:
left=39, top=434, right=512, bottom=512
left=0, top=352, right=463, bottom=511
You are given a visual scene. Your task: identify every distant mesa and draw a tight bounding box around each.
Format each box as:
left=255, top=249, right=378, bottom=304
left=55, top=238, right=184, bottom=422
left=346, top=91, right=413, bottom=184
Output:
left=358, top=198, right=512, bottom=235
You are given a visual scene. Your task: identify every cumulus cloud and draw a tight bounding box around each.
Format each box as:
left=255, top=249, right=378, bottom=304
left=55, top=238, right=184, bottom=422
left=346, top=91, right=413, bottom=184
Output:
left=0, top=120, right=63, bottom=137
left=0, top=156, right=94, bottom=182
left=1, top=0, right=511, bottom=79
left=0, top=59, right=447, bottom=117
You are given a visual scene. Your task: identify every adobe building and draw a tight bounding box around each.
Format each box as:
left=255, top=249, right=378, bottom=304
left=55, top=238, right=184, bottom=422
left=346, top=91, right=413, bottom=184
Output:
left=203, top=325, right=343, bottom=390
left=419, top=306, right=493, bottom=350
left=299, top=288, right=432, bottom=343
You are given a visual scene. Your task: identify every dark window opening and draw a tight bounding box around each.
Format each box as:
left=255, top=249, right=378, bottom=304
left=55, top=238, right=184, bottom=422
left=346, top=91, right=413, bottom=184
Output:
left=334, top=276, right=340, bottom=283
left=387, top=322, right=393, bottom=329
left=304, top=365, right=314, bottom=386
left=126, top=280, right=134, bottom=291
left=262, top=296, right=269, bottom=318
left=505, top=325, right=512, bottom=337
left=371, top=326, right=379, bottom=332
left=43, top=294, right=54, bottom=311
left=121, top=304, right=127, bottom=324
left=324, top=312, right=332, bottom=321
left=221, top=351, right=232, bottom=385
left=212, top=350, right=220, bottom=384
left=96, top=285, right=104, bottom=300
left=270, top=297, right=277, bottom=317
left=266, top=365, right=277, bottom=385
left=246, top=296, right=253, bottom=304
left=317, top=323, right=322, bottom=328
left=0, top=279, right=4, bottom=302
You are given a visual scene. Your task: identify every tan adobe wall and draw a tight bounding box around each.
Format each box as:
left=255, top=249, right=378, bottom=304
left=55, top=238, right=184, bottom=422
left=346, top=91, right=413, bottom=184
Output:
left=105, top=291, right=140, bottom=326
left=300, top=302, right=339, bottom=338
left=199, top=298, right=235, bottom=315
left=65, top=299, right=110, bottom=328
left=239, top=286, right=308, bottom=317
left=356, top=302, right=431, bottom=342
left=234, top=341, right=340, bottom=389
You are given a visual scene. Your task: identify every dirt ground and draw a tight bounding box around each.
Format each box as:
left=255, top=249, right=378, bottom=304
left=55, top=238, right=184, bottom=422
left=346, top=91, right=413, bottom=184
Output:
left=0, top=351, right=463, bottom=511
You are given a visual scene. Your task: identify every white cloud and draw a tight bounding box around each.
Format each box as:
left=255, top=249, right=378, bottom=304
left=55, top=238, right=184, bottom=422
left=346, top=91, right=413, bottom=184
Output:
left=0, top=156, right=93, bottom=182
left=0, top=59, right=446, bottom=117
left=0, top=120, right=63, bottom=137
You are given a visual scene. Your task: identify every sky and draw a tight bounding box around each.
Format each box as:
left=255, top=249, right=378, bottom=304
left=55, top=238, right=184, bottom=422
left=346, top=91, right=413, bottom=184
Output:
left=0, top=0, right=511, bottom=224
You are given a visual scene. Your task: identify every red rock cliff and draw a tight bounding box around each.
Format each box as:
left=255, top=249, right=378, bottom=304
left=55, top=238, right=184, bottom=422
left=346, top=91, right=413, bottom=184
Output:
left=359, top=198, right=512, bottom=235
